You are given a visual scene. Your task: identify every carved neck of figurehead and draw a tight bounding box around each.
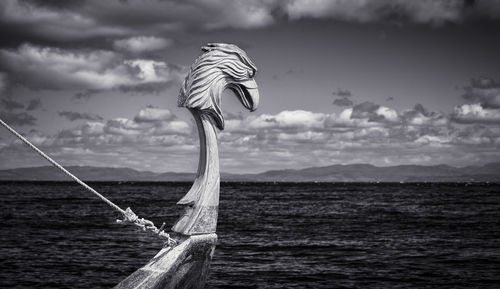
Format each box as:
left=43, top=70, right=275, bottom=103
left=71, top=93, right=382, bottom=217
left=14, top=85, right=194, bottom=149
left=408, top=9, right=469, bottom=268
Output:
left=171, top=110, right=220, bottom=235
left=171, top=43, right=259, bottom=236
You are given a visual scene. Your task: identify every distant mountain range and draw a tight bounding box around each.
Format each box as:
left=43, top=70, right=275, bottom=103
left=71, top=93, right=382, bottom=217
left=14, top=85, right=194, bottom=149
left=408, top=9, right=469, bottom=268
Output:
left=1, top=163, right=499, bottom=182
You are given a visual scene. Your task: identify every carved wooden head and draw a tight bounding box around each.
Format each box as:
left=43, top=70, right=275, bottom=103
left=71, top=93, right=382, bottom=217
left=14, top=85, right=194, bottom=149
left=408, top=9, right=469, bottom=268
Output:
left=178, top=43, right=259, bottom=130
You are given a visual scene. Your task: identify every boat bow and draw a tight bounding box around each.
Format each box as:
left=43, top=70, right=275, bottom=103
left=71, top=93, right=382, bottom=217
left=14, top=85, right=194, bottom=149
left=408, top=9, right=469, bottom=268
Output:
left=115, top=43, right=259, bottom=288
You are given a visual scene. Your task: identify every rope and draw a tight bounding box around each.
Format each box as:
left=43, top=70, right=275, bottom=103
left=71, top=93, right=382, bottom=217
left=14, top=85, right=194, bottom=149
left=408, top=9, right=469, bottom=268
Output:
left=0, top=118, right=126, bottom=215
left=0, top=118, right=177, bottom=247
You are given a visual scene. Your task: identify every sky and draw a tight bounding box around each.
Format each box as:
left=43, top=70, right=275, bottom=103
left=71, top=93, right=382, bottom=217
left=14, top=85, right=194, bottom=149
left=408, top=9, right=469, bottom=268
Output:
left=0, top=0, right=500, bottom=174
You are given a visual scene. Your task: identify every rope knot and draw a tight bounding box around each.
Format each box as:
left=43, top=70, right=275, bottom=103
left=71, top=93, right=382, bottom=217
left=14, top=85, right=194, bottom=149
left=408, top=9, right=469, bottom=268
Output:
left=122, top=207, right=139, bottom=223
left=116, top=207, right=178, bottom=247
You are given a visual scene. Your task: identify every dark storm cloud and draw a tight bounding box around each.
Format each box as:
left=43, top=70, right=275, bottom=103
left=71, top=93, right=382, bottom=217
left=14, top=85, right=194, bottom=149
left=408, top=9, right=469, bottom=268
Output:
left=58, top=111, right=103, bottom=121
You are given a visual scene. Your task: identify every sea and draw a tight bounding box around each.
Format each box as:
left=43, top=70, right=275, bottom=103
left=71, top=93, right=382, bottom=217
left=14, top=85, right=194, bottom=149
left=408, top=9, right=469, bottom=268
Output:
left=0, top=181, right=499, bottom=288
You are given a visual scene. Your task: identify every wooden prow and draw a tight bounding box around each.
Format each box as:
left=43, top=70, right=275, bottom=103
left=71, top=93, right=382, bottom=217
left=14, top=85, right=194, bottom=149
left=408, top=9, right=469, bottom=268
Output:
left=115, top=43, right=258, bottom=288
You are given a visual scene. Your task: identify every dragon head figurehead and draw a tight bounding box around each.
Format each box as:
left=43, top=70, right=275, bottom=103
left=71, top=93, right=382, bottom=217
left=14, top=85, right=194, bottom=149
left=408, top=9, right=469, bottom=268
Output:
left=173, top=43, right=259, bottom=235
left=178, top=43, right=259, bottom=130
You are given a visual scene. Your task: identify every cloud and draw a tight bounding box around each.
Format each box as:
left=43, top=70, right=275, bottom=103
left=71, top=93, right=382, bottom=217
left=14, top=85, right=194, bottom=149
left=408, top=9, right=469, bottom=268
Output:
left=350, top=101, right=399, bottom=123
left=0, top=111, right=36, bottom=126
left=414, top=134, right=452, bottom=147
left=0, top=44, right=186, bottom=92
left=103, top=118, right=149, bottom=136
left=225, top=105, right=445, bottom=148
left=113, top=36, right=172, bottom=53
left=333, top=97, right=353, bottom=107
left=462, top=77, right=500, bottom=109
left=1, top=0, right=492, bottom=52
left=53, top=109, right=192, bottom=147
left=133, top=106, right=175, bottom=123
left=271, top=68, right=304, bottom=80
left=351, top=101, right=380, bottom=119
left=0, top=96, right=39, bottom=127
left=218, top=102, right=498, bottom=171
left=193, top=0, right=277, bottom=29
left=2, top=106, right=192, bottom=172
left=74, top=89, right=100, bottom=99
left=332, top=88, right=353, bottom=106
left=218, top=106, right=492, bottom=171
left=2, top=102, right=500, bottom=172
left=26, top=99, right=41, bottom=111
left=247, top=110, right=327, bottom=131
left=376, top=106, right=399, bottom=123
left=452, top=124, right=500, bottom=146
left=1, top=97, right=24, bottom=111
left=470, top=0, right=500, bottom=20
left=402, top=103, right=448, bottom=126
left=0, top=44, right=127, bottom=90
left=0, top=0, right=276, bottom=46
left=0, top=0, right=128, bottom=42
left=333, top=88, right=352, bottom=97
left=451, top=103, right=500, bottom=124
left=284, top=0, right=465, bottom=24
left=0, top=72, right=7, bottom=93
left=58, top=111, right=104, bottom=121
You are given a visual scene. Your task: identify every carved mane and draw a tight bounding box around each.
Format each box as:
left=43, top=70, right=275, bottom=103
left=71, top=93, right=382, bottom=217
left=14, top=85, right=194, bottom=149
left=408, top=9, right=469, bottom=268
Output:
left=178, top=43, right=257, bottom=130
left=172, top=43, right=259, bottom=236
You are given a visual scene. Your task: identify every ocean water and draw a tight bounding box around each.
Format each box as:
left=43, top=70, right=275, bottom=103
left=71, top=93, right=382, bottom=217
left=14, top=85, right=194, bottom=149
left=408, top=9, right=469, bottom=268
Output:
left=0, top=182, right=499, bottom=288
